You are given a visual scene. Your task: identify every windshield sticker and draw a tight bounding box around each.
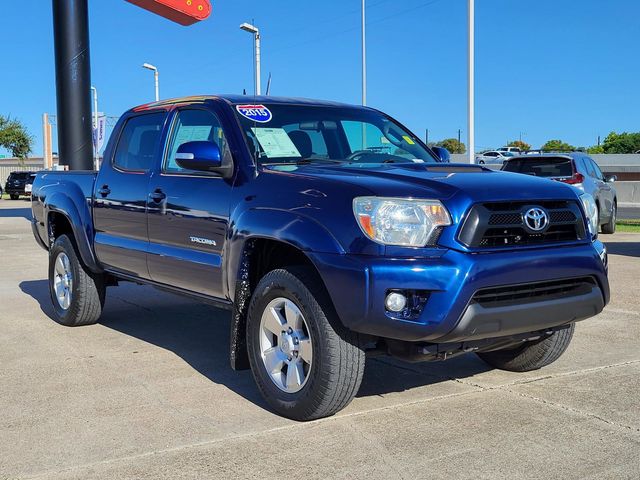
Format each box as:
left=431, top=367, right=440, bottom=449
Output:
left=251, top=128, right=300, bottom=158
left=402, top=135, right=416, bottom=145
left=236, top=105, right=273, bottom=123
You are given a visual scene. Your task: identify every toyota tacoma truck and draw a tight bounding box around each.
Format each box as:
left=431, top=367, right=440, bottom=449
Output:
left=30, top=95, right=609, bottom=421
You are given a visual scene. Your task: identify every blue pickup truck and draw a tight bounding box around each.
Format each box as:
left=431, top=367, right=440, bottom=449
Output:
left=31, top=95, right=609, bottom=420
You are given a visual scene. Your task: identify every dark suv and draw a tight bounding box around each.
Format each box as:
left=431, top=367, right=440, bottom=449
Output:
left=502, top=154, right=617, bottom=234
left=4, top=171, right=37, bottom=200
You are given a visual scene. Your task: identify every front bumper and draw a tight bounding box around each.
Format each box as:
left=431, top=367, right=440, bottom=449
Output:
left=309, top=241, right=609, bottom=343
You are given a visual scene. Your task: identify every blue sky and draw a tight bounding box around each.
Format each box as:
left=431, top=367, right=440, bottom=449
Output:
left=1, top=0, right=639, bottom=156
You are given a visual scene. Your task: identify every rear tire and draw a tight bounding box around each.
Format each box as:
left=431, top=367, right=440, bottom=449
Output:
left=601, top=202, right=616, bottom=234
left=476, top=324, right=574, bottom=372
left=10, top=194, right=18, bottom=200
left=246, top=266, right=365, bottom=421
left=49, top=234, right=105, bottom=326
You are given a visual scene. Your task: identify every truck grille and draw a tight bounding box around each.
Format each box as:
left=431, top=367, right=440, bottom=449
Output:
left=472, top=277, right=597, bottom=308
left=458, top=200, right=587, bottom=248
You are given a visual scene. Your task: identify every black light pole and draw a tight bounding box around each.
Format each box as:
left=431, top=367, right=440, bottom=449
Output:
left=52, top=0, right=94, bottom=170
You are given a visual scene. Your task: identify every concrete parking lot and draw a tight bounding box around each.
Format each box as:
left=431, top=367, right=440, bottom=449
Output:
left=1, top=199, right=638, bottom=480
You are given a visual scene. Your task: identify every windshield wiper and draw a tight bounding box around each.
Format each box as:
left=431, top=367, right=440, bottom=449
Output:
left=294, top=158, right=345, bottom=165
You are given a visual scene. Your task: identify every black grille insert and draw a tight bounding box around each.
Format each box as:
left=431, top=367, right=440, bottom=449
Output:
left=459, top=200, right=586, bottom=248
left=473, top=277, right=597, bottom=308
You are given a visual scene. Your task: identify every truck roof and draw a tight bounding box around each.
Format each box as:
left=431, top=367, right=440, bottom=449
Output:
left=132, top=94, right=360, bottom=113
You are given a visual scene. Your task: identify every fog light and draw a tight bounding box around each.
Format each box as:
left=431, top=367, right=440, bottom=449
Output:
left=385, top=292, right=407, bottom=312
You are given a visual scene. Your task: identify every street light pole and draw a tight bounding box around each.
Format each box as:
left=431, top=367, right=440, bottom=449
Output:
left=361, top=0, right=367, bottom=106
left=240, top=23, right=261, bottom=95
left=142, top=63, right=159, bottom=102
left=90, top=86, right=98, bottom=169
left=467, top=0, right=475, bottom=163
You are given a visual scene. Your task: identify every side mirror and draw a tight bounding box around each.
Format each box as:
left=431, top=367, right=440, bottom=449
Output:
left=175, top=141, right=232, bottom=178
left=605, top=174, right=617, bottom=183
left=432, top=146, right=451, bottom=163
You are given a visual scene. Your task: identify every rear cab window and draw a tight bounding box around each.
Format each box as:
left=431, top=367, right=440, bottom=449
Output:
left=503, top=157, right=575, bottom=178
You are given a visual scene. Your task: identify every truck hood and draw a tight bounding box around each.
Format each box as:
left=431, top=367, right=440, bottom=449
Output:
left=265, top=163, right=580, bottom=206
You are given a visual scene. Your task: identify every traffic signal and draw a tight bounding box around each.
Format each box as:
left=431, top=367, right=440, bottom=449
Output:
left=125, top=0, right=212, bottom=26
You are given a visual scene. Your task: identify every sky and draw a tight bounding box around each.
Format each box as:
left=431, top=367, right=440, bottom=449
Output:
left=1, top=0, right=639, bottom=157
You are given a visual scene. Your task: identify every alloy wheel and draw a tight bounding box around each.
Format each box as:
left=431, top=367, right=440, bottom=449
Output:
left=259, top=297, right=313, bottom=393
left=53, top=252, right=73, bottom=310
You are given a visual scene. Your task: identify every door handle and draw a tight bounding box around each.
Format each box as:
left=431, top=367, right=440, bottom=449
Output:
left=149, top=189, right=166, bottom=203
left=98, top=185, right=111, bottom=197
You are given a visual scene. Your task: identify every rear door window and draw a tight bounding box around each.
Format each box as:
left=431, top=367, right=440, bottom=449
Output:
left=589, top=158, right=604, bottom=180
left=113, top=113, right=166, bottom=171
left=582, top=158, right=596, bottom=177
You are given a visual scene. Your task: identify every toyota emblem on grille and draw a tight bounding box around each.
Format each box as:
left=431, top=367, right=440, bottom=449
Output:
left=523, top=207, right=549, bottom=232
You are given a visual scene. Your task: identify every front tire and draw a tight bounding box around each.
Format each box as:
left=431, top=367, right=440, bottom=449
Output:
left=10, top=194, right=18, bottom=200
left=246, top=267, right=365, bottom=421
left=476, top=324, right=574, bottom=372
left=49, top=235, right=105, bottom=326
left=601, top=202, right=616, bottom=234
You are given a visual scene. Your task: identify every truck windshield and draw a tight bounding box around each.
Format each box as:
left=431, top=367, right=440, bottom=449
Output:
left=233, top=104, right=438, bottom=165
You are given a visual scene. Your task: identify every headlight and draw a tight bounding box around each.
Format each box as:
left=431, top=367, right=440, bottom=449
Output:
left=580, top=193, right=598, bottom=237
left=353, top=197, right=451, bottom=247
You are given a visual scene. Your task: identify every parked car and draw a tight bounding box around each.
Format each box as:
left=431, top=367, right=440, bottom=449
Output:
left=497, top=146, right=522, bottom=153
left=502, top=153, right=617, bottom=233
left=4, top=171, right=37, bottom=200
left=475, top=150, right=515, bottom=165
left=30, top=95, right=609, bottom=421
left=24, top=173, right=36, bottom=196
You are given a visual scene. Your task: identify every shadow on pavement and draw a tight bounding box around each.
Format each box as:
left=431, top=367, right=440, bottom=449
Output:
left=19, top=279, right=491, bottom=411
left=0, top=207, right=32, bottom=220
left=605, top=241, right=640, bottom=258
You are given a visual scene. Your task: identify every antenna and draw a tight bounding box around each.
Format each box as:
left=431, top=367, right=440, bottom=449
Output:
left=266, top=73, right=272, bottom=96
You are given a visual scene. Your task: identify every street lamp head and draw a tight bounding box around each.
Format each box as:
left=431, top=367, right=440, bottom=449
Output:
left=240, top=22, right=259, bottom=34
left=142, top=63, right=158, bottom=72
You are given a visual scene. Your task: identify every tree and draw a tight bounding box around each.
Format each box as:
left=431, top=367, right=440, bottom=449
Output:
left=601, top=131, right=640, bottom=154
left=0, top=115, right=32, bottom=158
left=541, top=139, right=575, bottom=152
left=506, top=140, right=531, bottom=151
left=436, top=138, right=466, bottom=154
left=586, top=145, right=604, bottom=154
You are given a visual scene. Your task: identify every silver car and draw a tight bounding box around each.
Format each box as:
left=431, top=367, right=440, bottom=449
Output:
left=502, top=153, right=618, bottom=234
left=475, top=150, right=516, bottom=166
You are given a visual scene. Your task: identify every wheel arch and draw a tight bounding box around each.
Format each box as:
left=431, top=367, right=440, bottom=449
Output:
left=45, top=192, right=102, bottom=273
left=228, top=236, right=342, bottom=371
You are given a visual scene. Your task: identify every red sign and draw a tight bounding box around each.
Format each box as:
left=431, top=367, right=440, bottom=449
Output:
left=125, top=0, right=212, bottom=26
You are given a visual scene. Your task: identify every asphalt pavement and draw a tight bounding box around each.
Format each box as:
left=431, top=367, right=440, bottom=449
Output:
left=619, top=204, right=640, bottom=220
left=1, top=199, right=638, bottom=479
